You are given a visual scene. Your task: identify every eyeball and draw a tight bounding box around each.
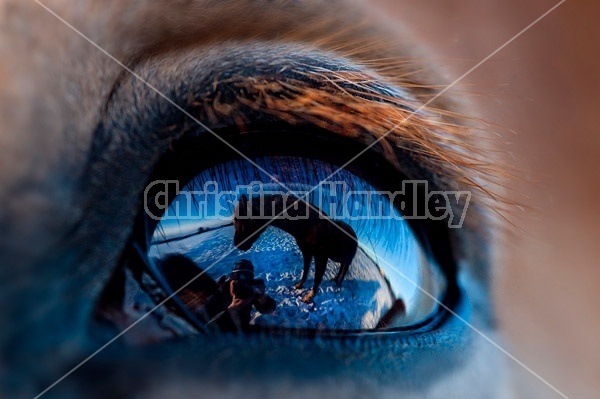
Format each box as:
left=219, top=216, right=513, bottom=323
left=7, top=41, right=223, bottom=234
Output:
left=141, top=156, right=447, bottom=334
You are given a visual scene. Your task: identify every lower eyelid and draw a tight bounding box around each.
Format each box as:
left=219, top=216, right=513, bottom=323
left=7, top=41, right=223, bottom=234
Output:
left=89, top=289, right=472, bottom=388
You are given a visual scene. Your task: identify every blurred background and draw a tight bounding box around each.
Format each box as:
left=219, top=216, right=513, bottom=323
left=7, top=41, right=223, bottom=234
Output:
left=373, top=0, right=600, bottom=397
left=2, top=1, right=599, bottom=397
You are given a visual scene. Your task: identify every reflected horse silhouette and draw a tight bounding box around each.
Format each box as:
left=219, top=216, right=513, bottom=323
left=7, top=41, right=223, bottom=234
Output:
left=233, top=194, right=357, bottom=303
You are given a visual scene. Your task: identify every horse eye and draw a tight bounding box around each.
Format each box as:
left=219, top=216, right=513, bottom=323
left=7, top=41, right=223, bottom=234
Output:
left=97, top=155, right=451, bottom=341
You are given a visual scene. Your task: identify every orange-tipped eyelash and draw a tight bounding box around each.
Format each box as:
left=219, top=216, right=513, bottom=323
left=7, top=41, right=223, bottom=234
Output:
left=191, top=68, right=514, bottom=228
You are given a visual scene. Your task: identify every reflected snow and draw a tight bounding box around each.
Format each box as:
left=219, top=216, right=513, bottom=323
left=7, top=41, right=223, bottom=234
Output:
left=150, top=225, right=394, bottom=330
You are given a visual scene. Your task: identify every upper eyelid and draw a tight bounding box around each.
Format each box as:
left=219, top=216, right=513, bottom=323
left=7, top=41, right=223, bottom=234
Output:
left=96, top=42, right=478, bottom=190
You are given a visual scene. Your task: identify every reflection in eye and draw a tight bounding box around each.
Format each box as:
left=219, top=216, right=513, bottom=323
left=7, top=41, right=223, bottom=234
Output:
left=97, top=156, right=446, bottom=342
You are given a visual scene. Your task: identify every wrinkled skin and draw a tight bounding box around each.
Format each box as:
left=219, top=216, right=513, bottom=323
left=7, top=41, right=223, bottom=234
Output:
left=1, top=1, right=599, bottom=398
